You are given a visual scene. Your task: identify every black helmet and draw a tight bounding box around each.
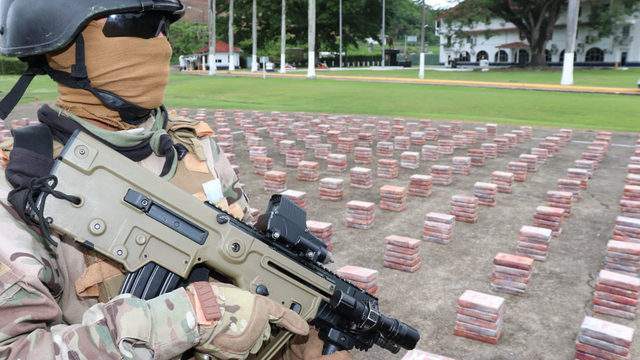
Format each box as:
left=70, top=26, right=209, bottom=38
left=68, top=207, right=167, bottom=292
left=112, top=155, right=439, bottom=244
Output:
left=0, top=0, right=184, bottom=120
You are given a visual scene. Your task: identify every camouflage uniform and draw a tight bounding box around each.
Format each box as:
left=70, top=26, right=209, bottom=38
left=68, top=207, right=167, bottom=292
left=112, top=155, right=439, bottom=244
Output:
left=0, top=107, right=253, bottom=359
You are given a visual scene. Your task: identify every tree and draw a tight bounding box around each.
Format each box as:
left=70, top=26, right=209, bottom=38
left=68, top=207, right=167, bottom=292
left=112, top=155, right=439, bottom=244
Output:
left=168, top=21, right=208, bottom=63
left=171, top=0, right=434, bottom=64
left=443, top=0, right=640, bottom=67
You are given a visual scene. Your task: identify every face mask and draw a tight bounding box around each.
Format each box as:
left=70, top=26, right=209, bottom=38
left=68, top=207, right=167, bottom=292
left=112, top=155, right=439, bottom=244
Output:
left=47, top=19, right=172, bottom=130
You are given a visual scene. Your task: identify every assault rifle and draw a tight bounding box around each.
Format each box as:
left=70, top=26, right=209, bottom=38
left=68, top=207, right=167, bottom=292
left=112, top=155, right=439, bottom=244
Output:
left=40, top=131, right=420, bottom=358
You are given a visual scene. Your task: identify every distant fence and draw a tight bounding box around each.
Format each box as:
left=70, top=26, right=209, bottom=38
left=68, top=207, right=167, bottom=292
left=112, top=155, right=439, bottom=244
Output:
left=323, top=55, right=384, bottom=68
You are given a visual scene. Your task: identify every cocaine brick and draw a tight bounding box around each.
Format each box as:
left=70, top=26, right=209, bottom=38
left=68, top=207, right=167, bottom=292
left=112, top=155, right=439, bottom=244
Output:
left=337, top=136, right=356, bottom=154
left=578, top=316, right=634, bottom=353
left=474, top=182, right=498, bottom=207
left=437, top=139, right=454, bottom=155
left=619, top=199, right=640, bottom=219
left=493, top=137, right=509, bottom=155
left=336, top=265, right=378, bottom=294
left=410, top=131, right=427, bottom=146
left=383, top=235, right=422, bottom=273
left=546, top=190, right=573, bottom=217
left=492, top=171, right=514, bottom=194
left=306, top=220, right=334, bottom=251
left=350, top=167, right=373, bottom=189
left=533, top=206, right=565, bottom=238
left=280, top=189, right=307, bottom=209
left=354, top=147, right=373, bottom=164
left=450, top=195, right=478, bottom=223
left=558, top=178, right=582, bottom=201
left=423, top=212, right=455, bottom=244
left=517, top=225, right=552, bottom=261
left=452, top=157, right=472, bottom=176
left=568, top=168, right=590, bottom=189
left=394, top=135, right=411, bottom=151
left=378, top=158, right=400, bottom=179
left=249, top=146, right=268, bottom=161
left=285, top=149, right=306, bottom=168
left=345, top=200, right=375, bottom=229
left=431, top=165, right=453, bottom=186
left=519, top=154, right=540, bottom=173
left=491, top=253, right=534, bottom=295
left=468, top=148, right=486, bottom=167
left=401, top=350, right=456, bottom=360
left=409, top=174, right=433, bottom=197
left=421, top=144, right=440, bottom=161
left=326, top=153, right=348, bottom=173
left=380, top=185, right=408, bottom=212
left=531, top=148, right=549, bottom=164
left=454, top=290, right=505, bottom=344
left=304, top=134, right=321, bottom=149
left=376, top=141, right=394, bottom=157
left=507, top=161, right=528, bottom=182
left=622, top=185, right=640, bottom=202
left=613, top=216, right=640, bottom=243
left=252, top=156, right=273, bottom=176
left=319, top=177, right=344, bottom=201
left=264, top=170, right=287, bottom=193
left=314, top=143, right=332, bottom=160
left=593, top=270, right=640, bottom=320
left=605, top=240, right=640, bottom=276
left=400, top=151, right=421, bottom=169
left=297, top=160, right=320, bottom=182
left=482, top=143, right=498, bottom=159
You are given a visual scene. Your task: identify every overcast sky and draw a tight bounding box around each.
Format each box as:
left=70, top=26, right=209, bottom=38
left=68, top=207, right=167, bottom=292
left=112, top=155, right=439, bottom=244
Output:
left=424, top=0, right=458, bottom=9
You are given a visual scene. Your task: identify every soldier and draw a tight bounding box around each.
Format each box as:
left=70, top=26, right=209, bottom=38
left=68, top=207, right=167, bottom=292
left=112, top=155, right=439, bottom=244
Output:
left=0, top=1, right=349, bottom=359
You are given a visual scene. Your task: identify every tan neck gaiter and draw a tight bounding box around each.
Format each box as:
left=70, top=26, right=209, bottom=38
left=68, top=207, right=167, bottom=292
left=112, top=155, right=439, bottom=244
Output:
left=46, top=19, right=172, bottom=130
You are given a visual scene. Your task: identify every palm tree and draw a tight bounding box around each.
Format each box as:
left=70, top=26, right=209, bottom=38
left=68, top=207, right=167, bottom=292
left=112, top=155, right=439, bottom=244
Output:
left=228, top=0, right=235, bottom=71
left=208, top=0, right=216, bottom=75
left=561, top=0, right=580, bottom=85
left=251, top=0, right=258, bottom=72
left=307, top=0, right=316, bottom=78
left=279, top=0, right=287, bottom=73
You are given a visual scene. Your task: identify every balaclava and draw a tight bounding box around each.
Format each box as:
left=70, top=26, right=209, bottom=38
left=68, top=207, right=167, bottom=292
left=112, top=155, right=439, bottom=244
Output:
left=47, top=18, right=172, bottom=130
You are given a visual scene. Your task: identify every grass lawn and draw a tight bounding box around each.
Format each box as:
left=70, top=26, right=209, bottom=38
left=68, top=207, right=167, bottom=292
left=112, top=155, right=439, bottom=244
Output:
left=313, top=67, right=640, bottom=89
left=2, top=73, right=638, bottom=132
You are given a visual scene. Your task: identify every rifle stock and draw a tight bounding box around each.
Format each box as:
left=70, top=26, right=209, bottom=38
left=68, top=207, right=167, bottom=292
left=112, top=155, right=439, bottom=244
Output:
left=41, top=131, right=419, bottom=358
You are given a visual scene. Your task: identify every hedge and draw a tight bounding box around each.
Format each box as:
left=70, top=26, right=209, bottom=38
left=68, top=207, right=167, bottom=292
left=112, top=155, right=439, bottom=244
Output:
left=0, top=56, right=27, bottom=75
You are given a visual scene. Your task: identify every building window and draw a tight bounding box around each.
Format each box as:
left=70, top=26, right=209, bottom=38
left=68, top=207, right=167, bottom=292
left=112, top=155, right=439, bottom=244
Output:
left=622, top=25, right=631, bottom=38
left=585, top=47, right=604, bottom=62
left=476, top=51, right=488, bottom=61
left=494, top=50, right=508, bottom=63
left=446, top=36, right=452, bottom=48
left=459, top=51, right=470, bottom=62
left=545, top=49, right=552, bottom=63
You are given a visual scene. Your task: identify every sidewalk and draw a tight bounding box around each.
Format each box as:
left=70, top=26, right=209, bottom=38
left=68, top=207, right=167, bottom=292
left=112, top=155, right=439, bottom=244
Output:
left=187, top=70, right=640, bottom=96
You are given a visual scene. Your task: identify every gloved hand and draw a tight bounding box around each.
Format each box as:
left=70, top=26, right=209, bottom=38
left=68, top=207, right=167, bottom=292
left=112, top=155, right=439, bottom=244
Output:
left=282, top=328, right=352, bottom=360
left=186, top=282, right=310, bottom=360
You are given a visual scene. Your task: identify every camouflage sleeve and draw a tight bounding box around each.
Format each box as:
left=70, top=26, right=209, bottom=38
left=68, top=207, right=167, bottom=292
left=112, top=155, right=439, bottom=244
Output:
left=0, top=262, right=200, bottom=360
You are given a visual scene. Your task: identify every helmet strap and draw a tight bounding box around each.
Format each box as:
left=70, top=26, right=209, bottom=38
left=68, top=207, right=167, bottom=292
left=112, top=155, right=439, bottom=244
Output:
left=0, top=66, right=42, bottom=119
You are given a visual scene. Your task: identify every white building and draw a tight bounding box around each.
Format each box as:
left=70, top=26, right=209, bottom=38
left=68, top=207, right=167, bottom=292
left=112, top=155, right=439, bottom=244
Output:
left=436, top=2, right=640, bottom=67
left=185, top=40, right=242, bottom=70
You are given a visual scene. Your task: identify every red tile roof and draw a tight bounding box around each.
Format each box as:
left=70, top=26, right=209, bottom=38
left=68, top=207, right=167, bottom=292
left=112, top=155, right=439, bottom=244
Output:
left=198, top=40, right=241, bottom=53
